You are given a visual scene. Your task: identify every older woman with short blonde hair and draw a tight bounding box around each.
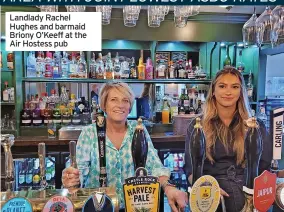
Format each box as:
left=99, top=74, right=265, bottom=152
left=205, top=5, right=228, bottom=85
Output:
left=62, top=82, right=188, bottom=212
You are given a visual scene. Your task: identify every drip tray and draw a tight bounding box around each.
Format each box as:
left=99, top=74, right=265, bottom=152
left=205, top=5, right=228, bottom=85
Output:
left=58, top=125, right=85, bottom=140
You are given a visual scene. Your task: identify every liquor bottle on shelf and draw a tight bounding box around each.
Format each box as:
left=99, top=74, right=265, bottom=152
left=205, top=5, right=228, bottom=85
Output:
left=162, top=98, right=170, bottom=124
left=72, top=109, right=81, bottom=125
left=105, top=52, right=114, bottom=80
left=32, top=104, right=43, bottom=126
left=81, top=102, right=90, bottom=125
left=52, top=107, right=61, bottom=125
left=137, top=57, right=145, bottom=80
left=89, top=52, right=97, bottom=79
left=145, top=57, right=153, bottom=80
left=170, top=94, right=179, bottom=119
left=178, top=60, right=186, bottom=79
left=156, top=62, right=166, bottom=79
left=96, top=53, right=105, bottom=79
left=121, top=60, right=130, bottom=79
left=247, top=70, right=253, bottom=101
left=36, top=51, right=44, bottom=78
left=77, top=51, right=87, bottom=78
left=62, top=108, right=71, bottom=126
left=7, top=51, right=14, bottom=70
left=2, top=81, right=9, bottom=102
left=69, top=52, right=78, bottom=78
left=45, top=52, right=53, bottom=78
left=184, top=89, right=190, bottom=114
left=223, top=45, right=232, bottom=68
left=179, top=89, right=185, bottom=114
left=168, top=61, right=175, bottom=79
left=60, top=85, right=69, bottom=106
left=68, top=93, right=76, bottom=114
left=114, top=52, right=121, bottom=79
left=257, top=104, right=268, bottom=128
left=237, top=49, right=245, bottom=73
left=27, top=51, right=36, bottom=77
left=61, top=51, right=69, bottom=78
left=195, top=100, right=203, bottom=114
left=188, top=59, right=195, bottom=79
left=53, top=51, right=62, bottom=78
left=129, top=57, right=137, bottom=79
left=155, top=86, right=162, bottom=123
left=21, top=102, right=32, bottom=126
left=43, top=103, right=52, bottom=125
left=189, top=99, right=196, bottom=115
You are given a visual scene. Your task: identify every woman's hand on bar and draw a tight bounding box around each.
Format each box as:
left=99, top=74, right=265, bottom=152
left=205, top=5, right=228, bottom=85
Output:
left=62, top=167, right=80, bottom=188
left=164, top=186, right=188, bottom=212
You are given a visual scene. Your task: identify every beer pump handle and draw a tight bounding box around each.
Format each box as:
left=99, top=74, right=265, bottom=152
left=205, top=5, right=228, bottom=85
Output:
left=38, top=143, right=47, bottom=189
left=69, top=141, right=77, bottom=168
left=1, top=134, right=15, bottom=191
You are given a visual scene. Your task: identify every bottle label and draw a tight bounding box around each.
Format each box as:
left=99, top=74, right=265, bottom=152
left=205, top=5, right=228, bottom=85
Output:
left=26, top=174, right=33, bottom=184
left=62, top=119, right=71, bottom=123
left=33, top=120, right=42, bottom=124
left=78, top=104, right=85, bottom=112
left=46, top=173, right=52, bottom=181
left=158, top=70, right=165, bottom=77
left=33, top=174, right=40, bottom=184
left=19, top=174, right=25, bottom=184
left=22, top=120, right=32, bottom=124
left=184, top=100, right=189, bottom=107
left=169, top=70, right=174, bottom=79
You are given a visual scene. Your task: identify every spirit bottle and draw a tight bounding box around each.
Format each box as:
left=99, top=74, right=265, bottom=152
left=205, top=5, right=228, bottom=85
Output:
left=189, top=99, right=196, bottom=115
left=247, top=70, right=253, bottom=101
left=162, top=99, right=170, bottom=124
left=237, top=50, right=245, bottom=73
left=32, top=103, right=43, bottom=126
left=89, top=52, right=97, bottom=79
left=2, top=81, right=9, bottom=102
left=257, top=104, right=267, bottom=128
left=145, top=57, right=153, bottom=80
left=129, top=57, right=137, bottom=79
left=45, top=52, right=53, bottom=78
left=77, top=51, right=87, bottom=78
left=137, top=57, right=145, bottom=80
left=27, top=51, right=36, bottom=77
left=36, top=51, right=44, bottom=78
left=7, top=52, right=14, bottom=70
left=21, top=102, right=32, bottom=126
left=105, top=52, right=113, bottom=80
left=69, top=52, right=78, bottom=78
left=61, top=51, right=69, bottom=78
left=96, top=53, right=105, bottom=79
left=113, top=52, right=121, bottom=79
left=168, top=61, right=175, bottom=79
left=121, top=60, right=130, bottom=79
left=183, top=89, right=190, bottom=114
left=53, top=51, right=62, bottom=78
left=223, top=45, right=232, bottom=68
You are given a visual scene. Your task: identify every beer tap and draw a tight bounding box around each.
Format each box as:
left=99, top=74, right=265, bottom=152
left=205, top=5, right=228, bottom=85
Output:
left=131, top=117, right=148, bottom=171
left=242, top=117, right=263, bottom=212
left=189, top=117, right=205, bottom=184
left=38, top=143, right=47, bottom=189
left=1, top=134, right=15, bottom=192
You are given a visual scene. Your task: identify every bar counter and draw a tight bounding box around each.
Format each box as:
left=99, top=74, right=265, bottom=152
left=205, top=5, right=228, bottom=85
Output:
left=9, top=133, right=186, bottom=152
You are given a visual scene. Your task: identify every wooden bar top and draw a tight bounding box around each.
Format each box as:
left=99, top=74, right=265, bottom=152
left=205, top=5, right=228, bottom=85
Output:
left=13, top=133, right=185, bottom=146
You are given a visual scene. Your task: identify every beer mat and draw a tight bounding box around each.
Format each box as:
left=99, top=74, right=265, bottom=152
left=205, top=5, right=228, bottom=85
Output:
left=1, top=197, right=33, bottom=212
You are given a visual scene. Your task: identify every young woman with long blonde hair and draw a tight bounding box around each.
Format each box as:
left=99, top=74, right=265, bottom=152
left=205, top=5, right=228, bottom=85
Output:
left=185, top=67, right=272, bottom=211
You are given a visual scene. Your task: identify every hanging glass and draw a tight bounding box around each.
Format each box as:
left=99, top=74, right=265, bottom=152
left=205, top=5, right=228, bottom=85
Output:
left=242, top=7, right=258, bottom=47
left=271, top=6, right=284, bottom=47
left=255, top=6, right=273, bottom=47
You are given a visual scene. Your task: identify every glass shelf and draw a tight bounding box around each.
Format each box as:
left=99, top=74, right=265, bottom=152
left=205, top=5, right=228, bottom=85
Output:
left=0, top=102, right=15, bottom=106
left=1, top=68, right=14, bottom=72
left=22, top=78, right=212, bottom=84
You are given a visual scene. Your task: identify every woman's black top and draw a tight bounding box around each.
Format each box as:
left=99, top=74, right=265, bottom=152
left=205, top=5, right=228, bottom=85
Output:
left=184, top=115, right=273, bottom=181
